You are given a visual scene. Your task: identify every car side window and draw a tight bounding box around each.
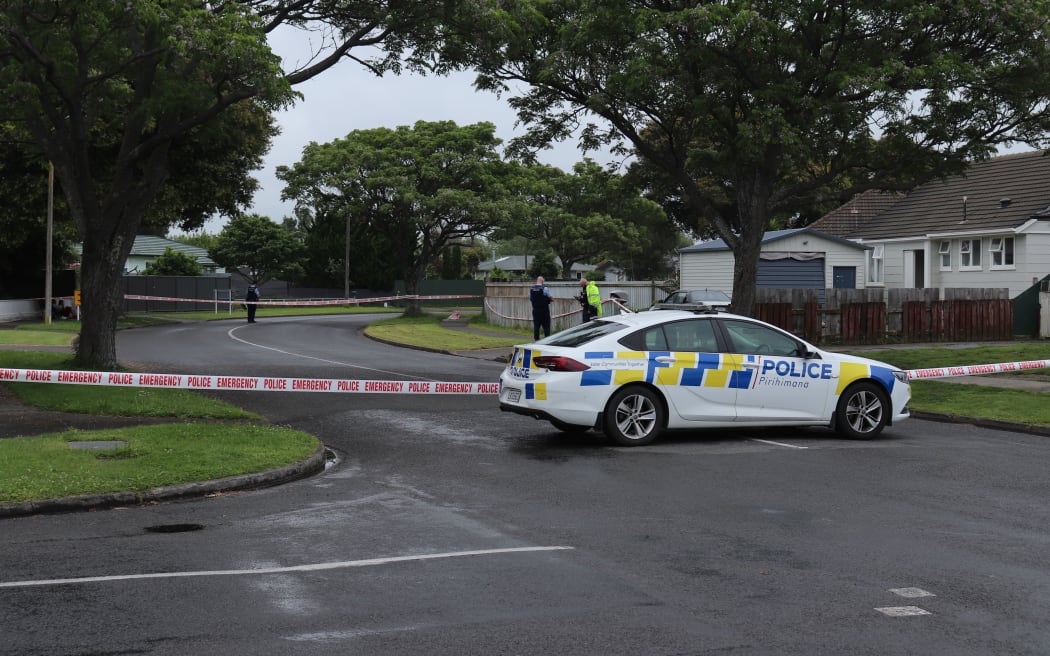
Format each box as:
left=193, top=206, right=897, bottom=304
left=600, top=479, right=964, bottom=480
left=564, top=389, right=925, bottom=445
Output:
left=663, top=319, right=719, bottom=352
left=720, top=319, right=801, bottom=357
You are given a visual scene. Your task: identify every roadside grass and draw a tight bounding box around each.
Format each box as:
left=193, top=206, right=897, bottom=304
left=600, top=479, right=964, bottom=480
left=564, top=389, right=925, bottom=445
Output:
left=0, top=329, right=75, bottom=346
left=0, top=351, right=257, bottom=419
left=0, top=423, right=319, bottom=504
left=908, top=380, right=1050, bottom=426
left=845, top=345, right=1050, bottom=376
left=365, top=313, right=529, bottom=351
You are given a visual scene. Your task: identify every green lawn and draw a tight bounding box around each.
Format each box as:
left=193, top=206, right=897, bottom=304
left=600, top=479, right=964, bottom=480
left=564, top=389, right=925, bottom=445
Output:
left=0, top=424, right=319, bottom=504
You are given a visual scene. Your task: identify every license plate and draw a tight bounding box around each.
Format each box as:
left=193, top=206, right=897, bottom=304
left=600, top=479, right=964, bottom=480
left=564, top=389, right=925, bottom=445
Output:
left=505, top=388, right=521, bottom=403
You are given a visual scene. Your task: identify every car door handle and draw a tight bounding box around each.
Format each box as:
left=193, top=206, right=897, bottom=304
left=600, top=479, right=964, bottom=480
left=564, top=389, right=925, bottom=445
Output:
left=654, top=356, right=676, bottom=363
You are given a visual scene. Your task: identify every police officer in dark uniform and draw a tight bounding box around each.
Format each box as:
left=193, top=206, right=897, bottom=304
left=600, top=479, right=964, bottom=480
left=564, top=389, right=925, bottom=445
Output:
left=245, top=284, right=260, bottom=323
left=529, top=276, right=552, bottom=340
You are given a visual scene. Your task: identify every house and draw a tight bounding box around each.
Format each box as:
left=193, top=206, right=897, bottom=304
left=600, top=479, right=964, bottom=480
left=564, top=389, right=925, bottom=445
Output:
left=477, top=255, right=598, bottom=280
left=809, top=150, right=1050, bottom=298
left=74, top=235, right=223, bottom=275
left=679, top=228, right=871, bottom=303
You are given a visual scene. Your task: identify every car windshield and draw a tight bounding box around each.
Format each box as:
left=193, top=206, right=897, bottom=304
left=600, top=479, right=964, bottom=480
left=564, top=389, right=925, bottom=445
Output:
left=535, top=319, right=628, bottom=348
left=687, top=290, right=730, bottom=303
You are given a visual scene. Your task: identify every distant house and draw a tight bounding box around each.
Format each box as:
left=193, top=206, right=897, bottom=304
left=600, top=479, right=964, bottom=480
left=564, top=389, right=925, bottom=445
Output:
left=810, top=150, right=1050, bottom=298
left=74, top=235, right=223, bottom=275
left=477, top=255, right=598, bottom=280
left=679, top=228, right=870, bottom=304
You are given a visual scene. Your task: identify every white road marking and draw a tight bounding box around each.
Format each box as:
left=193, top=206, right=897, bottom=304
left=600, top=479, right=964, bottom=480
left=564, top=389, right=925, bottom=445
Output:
left=890, top=587, right=935, bottom=598
left=227, top=327, right=433, bottom=380
left=0, top=546, right=573, bottom=589
left=750, top=438, right=809, bottom=450
left=875, top=606, right=932, bottom=617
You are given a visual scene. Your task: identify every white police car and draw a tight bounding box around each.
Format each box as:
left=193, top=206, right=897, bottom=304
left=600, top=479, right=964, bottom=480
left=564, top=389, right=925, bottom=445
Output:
left=499, top=308, right=910, bottom=446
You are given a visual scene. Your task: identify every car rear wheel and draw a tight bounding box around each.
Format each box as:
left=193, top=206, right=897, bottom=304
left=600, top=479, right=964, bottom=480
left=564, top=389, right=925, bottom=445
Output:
left=835, top=382, right=888, bottom=439
left=603, top=386, right=665, bottom=446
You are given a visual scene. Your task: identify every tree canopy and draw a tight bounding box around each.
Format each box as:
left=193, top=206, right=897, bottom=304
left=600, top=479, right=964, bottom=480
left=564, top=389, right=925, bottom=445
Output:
left=142, top=248, right=204, bottom=276
left=210, top=214, right=305, bottom=285
left=278, top=120, right=511, bottom=313
left=447, top=0, right=1050, bottom=314
left=0, top=0, right=465, bottom=368
left=497, top=160, right=671, bottom=279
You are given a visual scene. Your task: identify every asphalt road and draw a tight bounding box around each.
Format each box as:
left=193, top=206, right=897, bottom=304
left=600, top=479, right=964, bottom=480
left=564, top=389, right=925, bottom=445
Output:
left=3, top=314, right=1050, bottom=655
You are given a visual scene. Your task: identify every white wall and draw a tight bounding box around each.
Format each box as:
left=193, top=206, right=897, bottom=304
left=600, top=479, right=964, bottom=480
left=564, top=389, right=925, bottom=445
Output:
left=0, top=299, right=43, bottom=323
left=882, top=229, right=1050, bottom=297
left=681, top=233, right=868, bottom=296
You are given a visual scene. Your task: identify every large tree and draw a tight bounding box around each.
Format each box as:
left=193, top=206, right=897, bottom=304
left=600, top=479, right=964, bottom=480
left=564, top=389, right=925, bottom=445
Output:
left=446, top=0, right=1050, bottom=315
left=499, top=159, right=667, bottom=279
left=0, top=0, right=463, bottom=368
left=277, top=120, right=510, bottom=314
left=210, top=213, right=305, bottom=285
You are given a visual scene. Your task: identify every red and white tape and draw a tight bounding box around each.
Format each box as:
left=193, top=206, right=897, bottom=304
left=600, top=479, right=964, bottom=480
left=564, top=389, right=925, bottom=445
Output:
left=905, top=359, right=1050, bottom=380
left=2, top=360, right=1047, bottom=394
left=125, top=293, right=479, bottom=306
left=0, top=368, right=499, bottom=395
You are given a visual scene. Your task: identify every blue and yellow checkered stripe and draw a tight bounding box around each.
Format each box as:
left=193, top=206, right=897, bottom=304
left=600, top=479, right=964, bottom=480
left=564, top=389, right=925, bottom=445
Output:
left=577, top=351, right=754, bottom=389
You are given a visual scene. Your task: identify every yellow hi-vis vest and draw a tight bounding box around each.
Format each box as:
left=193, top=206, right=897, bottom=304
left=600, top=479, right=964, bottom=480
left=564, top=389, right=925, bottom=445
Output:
left=585, top=281, right=602, bottom=317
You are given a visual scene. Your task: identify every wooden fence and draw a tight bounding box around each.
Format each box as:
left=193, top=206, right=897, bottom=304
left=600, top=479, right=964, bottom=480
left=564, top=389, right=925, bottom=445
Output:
left=755, top=287, right=1012, bottom=345
left=486, top=283, right=1015, bottom=345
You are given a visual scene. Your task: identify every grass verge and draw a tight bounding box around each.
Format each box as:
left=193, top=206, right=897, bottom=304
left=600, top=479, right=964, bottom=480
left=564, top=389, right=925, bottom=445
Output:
left=365, top=313, right=528, bottom=351
left=908, top=380, right=1050, bottom=426
left=0, top=424, right=319, bottom=504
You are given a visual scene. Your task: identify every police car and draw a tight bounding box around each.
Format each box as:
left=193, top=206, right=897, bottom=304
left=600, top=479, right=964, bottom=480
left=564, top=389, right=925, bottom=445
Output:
left=498, top=308, right=910, bottom=446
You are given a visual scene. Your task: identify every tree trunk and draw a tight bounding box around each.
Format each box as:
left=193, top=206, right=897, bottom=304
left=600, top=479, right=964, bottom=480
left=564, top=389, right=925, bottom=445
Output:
left=75, top=224, right=139, bottom=369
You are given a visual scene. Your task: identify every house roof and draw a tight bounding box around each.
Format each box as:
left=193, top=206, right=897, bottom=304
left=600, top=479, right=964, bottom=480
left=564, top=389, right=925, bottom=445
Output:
left=820, top=150, right=1050, bottom=241
left=808, top=189, right=905, bottom=238
left=74, top=235, right=217, bottom=266
left=679, top=227, right=869, bottom=253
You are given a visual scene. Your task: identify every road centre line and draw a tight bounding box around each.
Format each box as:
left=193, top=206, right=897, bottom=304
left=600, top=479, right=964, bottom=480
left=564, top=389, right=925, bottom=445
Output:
left=750, top=438, right=809, bottom=450
left=0, top=546, right=574, bottom=589
left=227, top=326, right=433, bottom=381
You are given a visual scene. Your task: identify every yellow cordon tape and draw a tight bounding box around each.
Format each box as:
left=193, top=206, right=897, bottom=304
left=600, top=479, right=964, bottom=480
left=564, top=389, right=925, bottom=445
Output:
left=1, top=360, right=1048, bottom=394
left=0, top=369, right=499, bottom=395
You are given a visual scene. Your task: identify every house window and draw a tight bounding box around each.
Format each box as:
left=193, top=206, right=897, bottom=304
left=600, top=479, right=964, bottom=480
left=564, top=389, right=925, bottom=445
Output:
left=989, top=237, right=1014, bottom=268
left=959, top=238, right=981, bottom=270
left=938, top=240, right=951, bottom=270
left=866, top=244, right=884, bottom=284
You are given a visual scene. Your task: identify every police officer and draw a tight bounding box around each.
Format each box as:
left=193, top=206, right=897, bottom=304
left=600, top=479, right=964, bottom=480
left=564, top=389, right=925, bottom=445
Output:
left=529, top=276, right=553, bottom=340
left=245, top=284, right=260, bottom=323
left=579, top=278, right=602, bottom=322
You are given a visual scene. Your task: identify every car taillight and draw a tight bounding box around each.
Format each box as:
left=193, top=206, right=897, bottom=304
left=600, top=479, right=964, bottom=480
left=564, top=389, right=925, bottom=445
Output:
left=532, top=356, right=591, bottom=372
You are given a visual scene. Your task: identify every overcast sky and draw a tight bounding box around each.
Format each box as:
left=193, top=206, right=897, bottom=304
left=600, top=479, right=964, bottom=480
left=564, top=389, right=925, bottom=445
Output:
left=206, top=28, right=617, bottom=234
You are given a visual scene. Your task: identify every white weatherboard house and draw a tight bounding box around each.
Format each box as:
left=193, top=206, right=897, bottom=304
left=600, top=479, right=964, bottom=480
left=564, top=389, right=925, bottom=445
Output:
left=679, top=228, right=870, bottom=304
left=809, top=150, right=1050, bottom=299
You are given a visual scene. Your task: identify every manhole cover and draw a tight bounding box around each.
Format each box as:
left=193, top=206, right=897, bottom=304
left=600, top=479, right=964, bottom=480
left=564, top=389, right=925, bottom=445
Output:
left=144, top=524, right=204, bottom=533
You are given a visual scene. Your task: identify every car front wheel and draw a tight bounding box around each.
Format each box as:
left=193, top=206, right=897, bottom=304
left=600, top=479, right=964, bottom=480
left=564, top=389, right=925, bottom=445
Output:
left=603, top=386, right=665, bottom=446
left=835, top=382, right=888, bottom=439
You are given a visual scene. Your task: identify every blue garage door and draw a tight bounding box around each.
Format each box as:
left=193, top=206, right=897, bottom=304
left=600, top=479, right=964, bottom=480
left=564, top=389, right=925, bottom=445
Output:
left=757, top=258, right=825, bottom=304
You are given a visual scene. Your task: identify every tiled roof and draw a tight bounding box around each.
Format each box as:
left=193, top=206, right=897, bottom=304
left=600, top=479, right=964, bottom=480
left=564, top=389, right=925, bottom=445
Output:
left=808, top=189, right=904, bottom=237
left=129, top=235, right=216, bottom=265
left=73, top=235, right=218, bottom=266
left=680, top=227, right=868, bottom=253
left=823, top=150, right=1050, bottom=240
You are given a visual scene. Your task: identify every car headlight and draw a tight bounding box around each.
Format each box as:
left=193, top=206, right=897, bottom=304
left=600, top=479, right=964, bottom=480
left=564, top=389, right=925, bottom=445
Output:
left=893, top=370, right=910, bottom=384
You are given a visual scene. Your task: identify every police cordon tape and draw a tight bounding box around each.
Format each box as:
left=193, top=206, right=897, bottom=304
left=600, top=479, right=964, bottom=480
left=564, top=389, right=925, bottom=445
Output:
left=124, top=293, right=480, bottom=306
left=0, top=368, right=499, bottom=395
left=2, top=359, right=1049, bottom=394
